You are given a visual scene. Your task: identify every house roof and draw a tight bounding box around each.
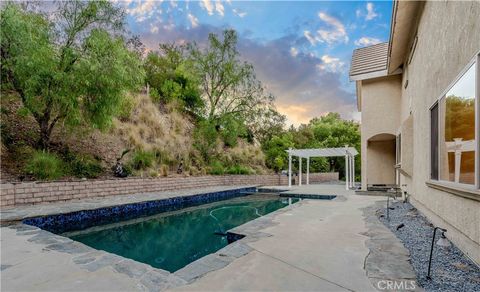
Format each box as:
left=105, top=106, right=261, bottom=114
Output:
left=349, top=42, right=389, bottom=81
left=388, top=1, right=424, bottom=73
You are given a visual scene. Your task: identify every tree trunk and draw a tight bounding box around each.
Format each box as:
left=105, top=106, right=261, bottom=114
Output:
left=37, top=118, right=50, bottom=150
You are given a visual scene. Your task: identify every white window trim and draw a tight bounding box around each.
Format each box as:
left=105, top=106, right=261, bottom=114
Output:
left=428, top=52, right=480, bottom=190
left=476, top=53, right=480, bottom=189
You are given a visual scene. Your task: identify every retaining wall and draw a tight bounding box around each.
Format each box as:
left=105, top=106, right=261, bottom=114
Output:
left=0, top=172, right=338, bottom=208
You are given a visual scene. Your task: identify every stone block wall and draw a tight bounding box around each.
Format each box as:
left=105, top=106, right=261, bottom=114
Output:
left=0, top=172, right=338, bottom=208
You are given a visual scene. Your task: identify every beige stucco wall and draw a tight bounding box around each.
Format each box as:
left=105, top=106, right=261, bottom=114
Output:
left=398, top=1, right=480, bottom=265
left=366, top=140, right=396, bottom=186
left=360, top=75, right=402, bottom=190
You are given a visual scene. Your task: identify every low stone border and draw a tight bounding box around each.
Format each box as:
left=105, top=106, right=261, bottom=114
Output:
left=0, top=173, right=340, bottom=208
left=362, top=201, right=423, bottom=291
left=7, top=223, right=188, bottom=291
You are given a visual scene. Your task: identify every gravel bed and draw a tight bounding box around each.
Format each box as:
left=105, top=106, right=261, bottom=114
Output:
left=377, top=200, right=480, bottom=292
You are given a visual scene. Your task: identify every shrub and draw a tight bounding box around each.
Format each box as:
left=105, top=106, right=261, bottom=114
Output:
left=130, top=150, right=155, bottom=170
left=117, top=94, right=137, bottom=121
left=160, top=164, right=169, bottom=177
left=208, top=160, right=225, bottom=175
left=68, top=154, right=103, bottom=179
left=193, top=120, right=218, bottom=162
left=225, top=165, right=253, bottom=175
left=219, top=115, right=246, bottom=147
left=25, top=151, right=64, bottom=180
left=273, top=156, right=284, bottom=173
left=149, top=87, right=161, bottom=103
left=149, top=170, right=159, bottom=177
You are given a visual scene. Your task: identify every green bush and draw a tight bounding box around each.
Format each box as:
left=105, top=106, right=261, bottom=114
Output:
left=193, top=120, right=218, bottom=162
left=117, top=94, right=137, bottom=121
left=130, top=150, right=155, bottom=170
left=225, top=165, right=253, bottom=175
left=219, top=115, right=246, bottom=147
left=208, top=160, right=225, bottom=175
left=149, top=87, right=161, bottom=103
left=68, top=154, right=103, bottom=178
left=25, top=151, right=64, bottom=180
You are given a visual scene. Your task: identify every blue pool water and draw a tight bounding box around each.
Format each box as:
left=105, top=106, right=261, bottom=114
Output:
left=62, top=194, right=299, bottom=272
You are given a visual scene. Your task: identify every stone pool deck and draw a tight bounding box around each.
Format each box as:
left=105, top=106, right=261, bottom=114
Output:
left=1, top=184, right=419, bottom=291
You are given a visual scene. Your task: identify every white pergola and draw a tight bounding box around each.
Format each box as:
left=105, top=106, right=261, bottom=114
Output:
left=286, top=146, right=359, bottom=190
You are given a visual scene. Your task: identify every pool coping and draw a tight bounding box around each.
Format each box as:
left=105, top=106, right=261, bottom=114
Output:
left=2, top=187, right=321, bottom=290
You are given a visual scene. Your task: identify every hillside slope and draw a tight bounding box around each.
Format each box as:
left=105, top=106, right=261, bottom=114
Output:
left=0, top=92, right=268, bottom=181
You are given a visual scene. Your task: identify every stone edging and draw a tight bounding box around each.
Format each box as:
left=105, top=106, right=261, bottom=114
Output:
left=362, top=201, right=423, bottom=291
left=5, top=192, right=311, bottom=291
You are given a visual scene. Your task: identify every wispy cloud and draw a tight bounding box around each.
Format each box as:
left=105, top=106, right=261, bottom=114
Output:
left=290, top=47, right=299, bottom=57
left=126, top=0, right=162, bottom=22
left=215, top=1, right=224, bottom=17
left=199, top=0, right=224, bottom=17
left=305, top=12, right=348, bottom=45
left=187, top=13, right=199, bottom=28
left=354, top=37, right=381, bottom=46
left=150, top=23, right=159, bottom=33
left=365, top=3, right=378, bottom=20
left=317, top=12, right=348, bottom=44
left=199, top=0, right=214, bottom=15
left=232, top=8, right=247, bottom=18
left=317, top=55, right=345, bottom=73
left=304, top=30, right=317, bottom=46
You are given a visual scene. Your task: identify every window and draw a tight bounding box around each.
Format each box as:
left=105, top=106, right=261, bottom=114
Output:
left=430, top=55, right=479, bottom=188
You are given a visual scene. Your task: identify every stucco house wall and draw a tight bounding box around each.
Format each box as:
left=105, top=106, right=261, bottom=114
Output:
left=400, top=1, right=480, bottom=265
left=366, top=139, right=396, bottom=185
left=360, top=75, right=402, bottom=190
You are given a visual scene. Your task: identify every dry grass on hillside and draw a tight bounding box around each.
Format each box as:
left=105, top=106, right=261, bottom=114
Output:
left=1, top=91, right=271, bottom=180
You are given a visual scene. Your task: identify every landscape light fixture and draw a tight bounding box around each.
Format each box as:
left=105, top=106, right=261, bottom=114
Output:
left=386, top=194, right=396, bottom=220
left=427, top=227, right=450, bottom=280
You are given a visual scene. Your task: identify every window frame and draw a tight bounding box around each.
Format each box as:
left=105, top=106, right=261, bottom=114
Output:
left=429, top=52, right=480, bottom=190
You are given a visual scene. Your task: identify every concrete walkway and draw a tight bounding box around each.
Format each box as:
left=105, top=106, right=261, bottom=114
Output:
left=1, top=184, right=419, bottom=291
left=174, top=185, right=382, bottom=291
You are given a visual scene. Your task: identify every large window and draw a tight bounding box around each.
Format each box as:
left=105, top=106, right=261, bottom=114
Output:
left=431, top=55, right=479, bottom=188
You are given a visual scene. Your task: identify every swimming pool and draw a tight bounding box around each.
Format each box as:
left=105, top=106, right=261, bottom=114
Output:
left=60, top=194, right=298, bottom=272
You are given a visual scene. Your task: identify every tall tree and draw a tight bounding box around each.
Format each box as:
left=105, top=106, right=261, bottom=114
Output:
left=1, top=1, right=144, bottom=149
left=187, top=30, right=272, bottom=123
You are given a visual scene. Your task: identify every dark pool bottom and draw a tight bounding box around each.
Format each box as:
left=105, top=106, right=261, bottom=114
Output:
left=62, top=194, right=299, bottom=272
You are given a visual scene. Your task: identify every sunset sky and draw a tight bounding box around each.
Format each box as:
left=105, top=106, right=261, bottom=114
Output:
left=122, top=0, right=393, bottom=126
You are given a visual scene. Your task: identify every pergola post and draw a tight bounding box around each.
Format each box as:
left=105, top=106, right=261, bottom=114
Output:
left=306, top=157, right=310, bottom=185
left=299, top=157, right=302, bottom=186
left=352, top=155, right=355, bottom=188
left=288, top=148, right=292, bottom=188
left=345, top=145, right=349, bottom=190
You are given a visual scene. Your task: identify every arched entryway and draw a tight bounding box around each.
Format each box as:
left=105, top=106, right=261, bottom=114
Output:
left=366, top=133, right=397, bottom=190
